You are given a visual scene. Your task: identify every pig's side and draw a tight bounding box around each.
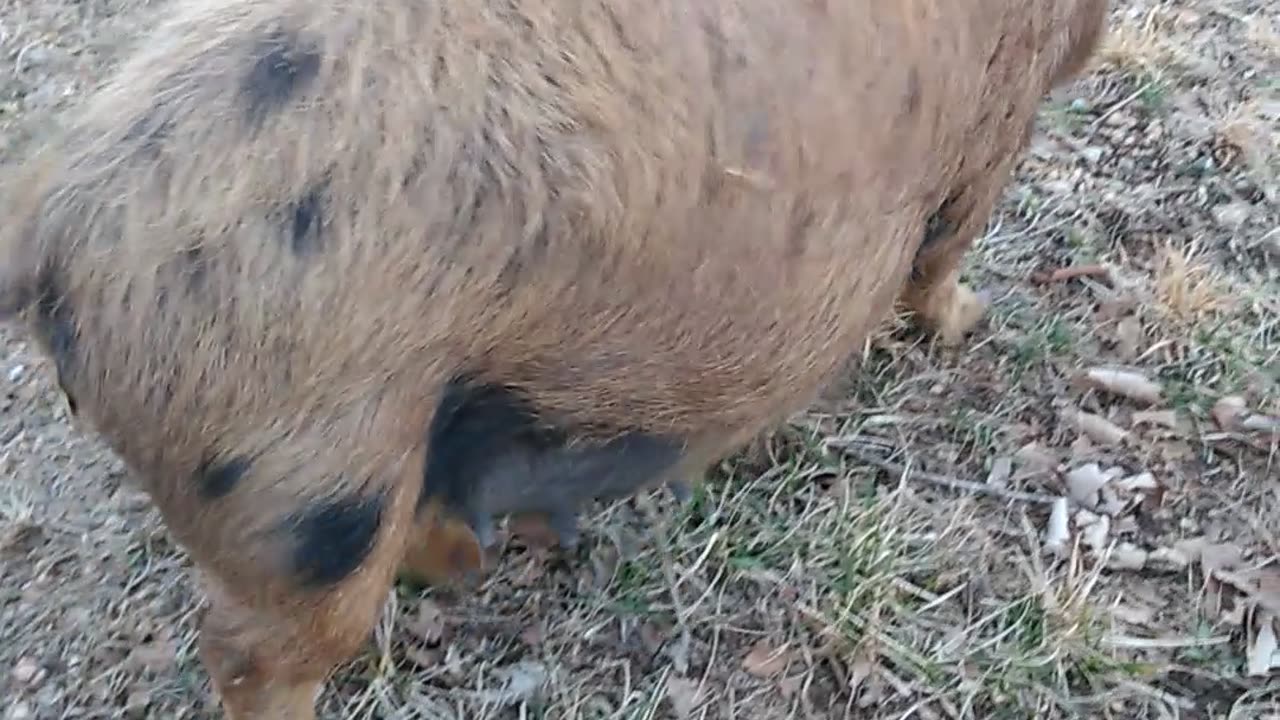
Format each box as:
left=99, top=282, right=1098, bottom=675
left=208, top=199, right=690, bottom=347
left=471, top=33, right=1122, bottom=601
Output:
left=0, top=0, right=1108, bottom=717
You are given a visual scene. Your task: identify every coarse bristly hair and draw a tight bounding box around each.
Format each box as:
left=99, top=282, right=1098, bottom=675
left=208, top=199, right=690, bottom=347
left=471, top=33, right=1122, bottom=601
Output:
left=0, top=0, right=1109, bottom=717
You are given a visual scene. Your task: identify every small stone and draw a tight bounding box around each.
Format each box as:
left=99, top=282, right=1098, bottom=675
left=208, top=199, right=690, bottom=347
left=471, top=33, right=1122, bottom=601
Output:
left=11, top=658, right=40, bottom=686
left=1069, top=97, right=1092, bottom=113
left=1264, top=233, right=1280, bottom=263
left=1212, top=202, right=1251, bottom=228
left=1080, top=146, right=1104, bottom=164
left=7, top=365, right=24, bottom=382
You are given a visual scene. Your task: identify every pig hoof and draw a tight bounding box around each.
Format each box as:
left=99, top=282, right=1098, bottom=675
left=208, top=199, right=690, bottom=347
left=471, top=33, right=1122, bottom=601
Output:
left=941, top=282, right=988, bottom=345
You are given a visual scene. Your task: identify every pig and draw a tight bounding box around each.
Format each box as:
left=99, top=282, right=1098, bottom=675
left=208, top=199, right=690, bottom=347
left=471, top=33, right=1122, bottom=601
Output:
left=0, top=0, right=1108, bottom=717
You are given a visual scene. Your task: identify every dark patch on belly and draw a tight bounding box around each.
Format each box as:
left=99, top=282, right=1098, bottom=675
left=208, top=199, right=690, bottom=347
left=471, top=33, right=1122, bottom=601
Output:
left=289, top=489, right=386, bottom=588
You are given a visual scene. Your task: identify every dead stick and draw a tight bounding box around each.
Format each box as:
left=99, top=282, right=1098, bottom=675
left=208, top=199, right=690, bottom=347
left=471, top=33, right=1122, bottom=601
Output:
left=1030, top=264, right=1111, bottom=285
left=837, top=446, right=1060, bottom=504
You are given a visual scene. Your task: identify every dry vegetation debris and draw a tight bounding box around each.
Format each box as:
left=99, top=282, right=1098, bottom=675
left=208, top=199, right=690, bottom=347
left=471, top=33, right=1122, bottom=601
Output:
left=1, top=0, right=1278, bottom=718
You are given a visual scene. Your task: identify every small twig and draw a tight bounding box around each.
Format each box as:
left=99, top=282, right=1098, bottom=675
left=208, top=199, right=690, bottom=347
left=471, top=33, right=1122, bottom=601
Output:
left=835, top=445, right=1060, bottom=505
left=1088, top=81, right=1153, bottom=131
left=1103, top=633, right=1233, bottom=650
left=1029, top=263, right=1113, bottom=286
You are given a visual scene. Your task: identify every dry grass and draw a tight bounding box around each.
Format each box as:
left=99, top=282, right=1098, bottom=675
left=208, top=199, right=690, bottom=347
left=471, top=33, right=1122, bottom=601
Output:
left=2, top=0, right=1279, bottom=718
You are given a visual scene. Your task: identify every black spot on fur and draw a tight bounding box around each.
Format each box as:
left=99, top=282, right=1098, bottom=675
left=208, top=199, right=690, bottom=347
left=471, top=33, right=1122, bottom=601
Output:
left=903, top=67, right=922, bottom=116
left=291, top=491, right=386, bottom=587
left=196, top=454, right=251, bottom=499
left=241, top=29, right=321, bottom=128
left=123, top=109, right=174, bottom=157
left=699, top=13, right=729, bottom=94
left=181, top=247, right=208, bottom=293
left=31, top=274, right=79, bottom=407
left=496, top=223, right=551, bottom=292
left=143, top=380, right=175, bottom=412
left=787, top=199, right=818, bottom=258
left=284, top=181, right=328, bottom=255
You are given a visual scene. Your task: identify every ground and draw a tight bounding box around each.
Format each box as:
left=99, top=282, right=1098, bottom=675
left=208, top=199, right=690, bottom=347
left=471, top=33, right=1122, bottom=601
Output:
left=0, top=0, right=1277, bottom=718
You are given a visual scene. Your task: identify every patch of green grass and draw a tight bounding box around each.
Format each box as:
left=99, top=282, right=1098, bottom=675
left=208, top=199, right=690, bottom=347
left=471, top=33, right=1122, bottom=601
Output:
left=945, top=407, right=1002, bottom=458
left=1043, top=98, right=1091, bottom=134
left=1006, top=312, right=1076, bottom=383
left=1157, top=320, right=1270, bottom=411
left=606, top=559, right=658, bottom=616
left=1137, top=73, right=1171, bottom=115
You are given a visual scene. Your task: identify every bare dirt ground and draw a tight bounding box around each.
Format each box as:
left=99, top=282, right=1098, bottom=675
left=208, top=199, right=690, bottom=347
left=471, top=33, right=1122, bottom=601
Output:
left=0, top=0, right=1276, bottom=718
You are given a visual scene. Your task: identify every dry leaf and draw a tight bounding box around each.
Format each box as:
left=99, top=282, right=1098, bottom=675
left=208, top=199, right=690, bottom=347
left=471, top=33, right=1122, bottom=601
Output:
left=1132, top=409, right=1178, bottom=429
left=1107, top=542, right=1149, bottom=570
left=125, top=639, right=174, bottom=673
left=1147, top=546, right=1192, bottom=571
left=1074, top=507, right=1101, bottom=526
left=1213, top=567, right=1280, bottom=616
left=1045, top=497, right=1071, bottom=554
left=1175, top=538, right=1245, bottom=578
left=1159, top=440, right=1194, bottom=463
left=742, top=639, right=791, bottom=678
left=1116, top=472, right=1158, bottom=492
left=124, top=691, right=151, bottom=714
left=519, top=624, right=544, bottom=647
left=10, top=658, right=41, bottom=686
left=1114, top=316, right=1144, bottom=360
left=1097, top=289, right=1139, bottom=320
left=778, top=676, right=802, bottom=699
left=854, top=668, right=886, bottom=708
left=1079, top=513, right=1110, bottom=551
left=1098, top=484, right=1128, bottom=516
left=985, top=456, right=1013, bottom=488
left=1240, top=414, right=1280, bottom=434
left=1069, top=433, right=1097, bottom=461
left=405, top=646, right=440, bottom=668
left=1247, top=613, right=1280, bottom=677
left=847, top=645, right=877, bottom=696
left=1086, top=368, right=1164, bottom=405
left=512, top=554, right=548, bottom=587
left=665, top=676, right=703, bottom=718
left=1212, top=396, right=1249, bottom=430
left=1200, top=543, right=1245, bottom=576
left=1064, top=409, right=1129, bottom=446
left=1066, top=463, right=1110, bottom=508
left=1208, top=396, right=1280, bottom=435
left=1013, top=442, right=1057, bottom=474
left=1111, top=600, right=1157, bottom=625
left=406, top=598, right=445, bottom=645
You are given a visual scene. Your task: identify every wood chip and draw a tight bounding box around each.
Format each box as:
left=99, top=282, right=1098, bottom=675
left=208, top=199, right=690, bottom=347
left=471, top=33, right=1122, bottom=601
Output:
left=742, top=639, right=791, bottom=678
left=1085, top=368, right=1164, bottom=405
left=1045, top=497, right=1071, bottom=555
left=1064, top=408, right=1129, bottom=446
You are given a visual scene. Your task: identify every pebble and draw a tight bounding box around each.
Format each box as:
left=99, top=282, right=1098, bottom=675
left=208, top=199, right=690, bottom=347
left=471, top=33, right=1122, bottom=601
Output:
left=11, top=657, right=41, bottom=686
left=1264, top=233, right=1280, bottom=263
left=1211, top=202, right=1251, bottom=227
left=8, top=365, right=24, bottom=383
